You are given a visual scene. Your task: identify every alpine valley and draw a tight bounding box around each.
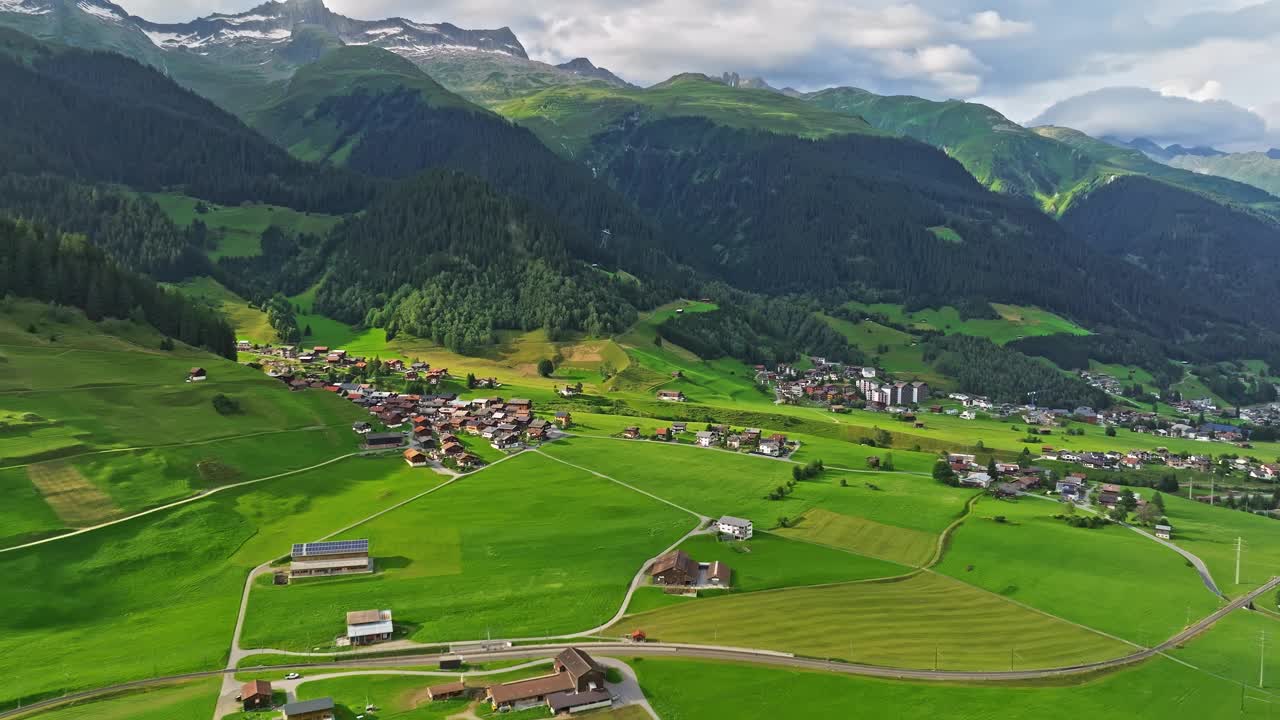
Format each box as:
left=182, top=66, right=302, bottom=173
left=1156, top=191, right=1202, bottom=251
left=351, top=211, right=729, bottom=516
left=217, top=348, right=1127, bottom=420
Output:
left=4, top=1, right=1280, bottom=719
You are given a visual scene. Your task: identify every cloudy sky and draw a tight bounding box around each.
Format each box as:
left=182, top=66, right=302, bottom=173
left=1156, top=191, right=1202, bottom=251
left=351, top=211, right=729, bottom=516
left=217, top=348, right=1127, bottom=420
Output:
left=114, top=0, right=1280, bottom=149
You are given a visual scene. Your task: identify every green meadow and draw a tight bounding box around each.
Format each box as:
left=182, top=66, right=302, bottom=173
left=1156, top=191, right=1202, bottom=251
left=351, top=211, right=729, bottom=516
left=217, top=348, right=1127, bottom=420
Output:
left=1157, top=492, right=1280, bottom=597
left=0, top=300, right=364, bottom=546
left=671, top=532, right=906, bottom=593
left=149, top=192, right=341, bottom=260
left=845, top=301, right=1091, bottom=345
left=0, top=456, right=442, bottom=711
left=13, top=680, right=221, bottom=720
left=618, top=572, right=1128, bottom=670
left=935, top=496, right=1223, bottom=646
left=541, top=438, right=972, bottom=546
left=240, top=451, right=695, bottom=650
left=177, top=277, right=277, bottom=345
left=632, top=655, right=1262, bottom=720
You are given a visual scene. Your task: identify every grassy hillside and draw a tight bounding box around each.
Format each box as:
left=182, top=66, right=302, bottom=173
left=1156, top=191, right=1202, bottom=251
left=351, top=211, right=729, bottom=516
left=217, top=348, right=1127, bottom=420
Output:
left=802, top=87, right=1280, bottom=217
left=1032, top=126, right=1280, bottom=215
left=249, top=45, right=484, bottom=164
left=806, top=88, right=1089, bottom=201
left=494, top=74, right=880, bottom=157
left=149, top=193, right=341, bottom=261
left=1169, top=151, right=1280, bottom=198
left=0, top=298, right=362, bottom=547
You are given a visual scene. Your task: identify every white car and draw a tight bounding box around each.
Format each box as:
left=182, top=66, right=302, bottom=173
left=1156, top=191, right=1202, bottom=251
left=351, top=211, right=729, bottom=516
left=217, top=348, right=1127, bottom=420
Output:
left=284, top=672, right=301, bottom=680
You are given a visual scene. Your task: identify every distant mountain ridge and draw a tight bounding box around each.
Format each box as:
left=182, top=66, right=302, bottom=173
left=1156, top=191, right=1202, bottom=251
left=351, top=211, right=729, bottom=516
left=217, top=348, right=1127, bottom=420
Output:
left=0, top=0, right=626, bottom=112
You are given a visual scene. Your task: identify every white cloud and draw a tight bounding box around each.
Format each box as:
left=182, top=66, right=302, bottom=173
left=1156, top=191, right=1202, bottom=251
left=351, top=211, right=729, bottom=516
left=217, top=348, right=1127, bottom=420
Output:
left=964, top=10, right=1032, bottom=40
left=881, top=44, right=986, bottom=94
left=1160, top=79, right=1224, bottom=102
left=1031, top=86, right=1268, bottom=147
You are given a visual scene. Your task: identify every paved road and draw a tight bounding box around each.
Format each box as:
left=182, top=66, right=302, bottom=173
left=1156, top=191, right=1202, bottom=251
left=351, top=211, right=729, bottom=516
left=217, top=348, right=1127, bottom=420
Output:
left=13, top=576, right=1278, bottom=720
left=1018, top=491, right=1223, bottom=597
left=1121, top=522, right=1223, bottom=596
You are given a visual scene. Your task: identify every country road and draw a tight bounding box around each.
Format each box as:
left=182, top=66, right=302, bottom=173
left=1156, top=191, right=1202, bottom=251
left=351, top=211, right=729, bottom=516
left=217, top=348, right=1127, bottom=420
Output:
left=8, top=574, right=1278, bottom=720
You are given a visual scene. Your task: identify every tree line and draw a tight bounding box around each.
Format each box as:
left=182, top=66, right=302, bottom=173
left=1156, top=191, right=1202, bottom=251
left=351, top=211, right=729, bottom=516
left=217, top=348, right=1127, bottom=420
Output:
left=0, top=217, right=235, bottom=357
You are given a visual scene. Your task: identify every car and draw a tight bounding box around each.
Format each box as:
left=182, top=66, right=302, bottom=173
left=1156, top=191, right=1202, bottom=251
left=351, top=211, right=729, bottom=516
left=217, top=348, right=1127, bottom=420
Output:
left=284, top=672, right=301, bottom=680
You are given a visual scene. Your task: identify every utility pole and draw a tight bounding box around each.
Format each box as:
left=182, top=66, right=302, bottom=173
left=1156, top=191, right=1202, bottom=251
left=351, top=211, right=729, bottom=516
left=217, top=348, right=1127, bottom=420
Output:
left=1237, top=537, right=1244, bottom=586
left=1189, top=479, right=1193, bottom=501
left=1261, top=631, right=1267, bottom=689
left=1211, top=476, right=1215, bottom=506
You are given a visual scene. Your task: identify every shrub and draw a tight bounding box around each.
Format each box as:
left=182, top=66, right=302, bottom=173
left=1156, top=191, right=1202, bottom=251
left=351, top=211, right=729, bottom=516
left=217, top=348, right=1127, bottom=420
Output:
left=212, top=394, right=242, bottom=415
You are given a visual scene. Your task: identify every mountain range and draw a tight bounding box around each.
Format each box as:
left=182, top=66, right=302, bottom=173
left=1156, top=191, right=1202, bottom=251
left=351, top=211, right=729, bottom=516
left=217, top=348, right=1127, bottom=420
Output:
left=4, top=0, right=1280, bottom=382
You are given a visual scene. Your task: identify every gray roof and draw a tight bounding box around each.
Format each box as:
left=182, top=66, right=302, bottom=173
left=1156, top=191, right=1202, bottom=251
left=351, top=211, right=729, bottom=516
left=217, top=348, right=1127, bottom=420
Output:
left=283, top=697, right=335, bottom=715
left=718, top=516, right=752, bottom=528
left=547, top=689, right=612, bottom=713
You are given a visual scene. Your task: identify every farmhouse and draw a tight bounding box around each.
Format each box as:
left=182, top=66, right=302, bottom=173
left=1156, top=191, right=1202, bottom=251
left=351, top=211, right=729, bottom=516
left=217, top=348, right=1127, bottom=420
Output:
left=757, top=440, right=782, bottom=457
left=364, top=432, right=405, bottom=450
left=696, top=431, right=717, bottom=447
left=281, top=697, right=335, bottom=720
left=403, top=449, right=429, bottom=467
left=345, top=609, right=393, bottom=646
left=188, top=367, right=207, bottom=382
left=240, top=680, right=273, bottom=711
left=289, top=539, right=372, bottom=579
left=707, top=560, right=732, bottom=585
left=1155, top=524, right=1173, bottom=540
left=650, top=549, right=699, bottom=586
left=486, top=648, right=609, bottom=712
left=717, top=516, right=754, bottom=540
left=352, top=421, right=372, bottom=434
left=657, top=390, right=687, bottom=402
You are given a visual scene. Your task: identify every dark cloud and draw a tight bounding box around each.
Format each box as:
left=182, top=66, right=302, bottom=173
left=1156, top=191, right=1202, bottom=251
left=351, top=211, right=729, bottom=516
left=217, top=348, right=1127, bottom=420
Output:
left=1030, top=86, right=1269, bottom=147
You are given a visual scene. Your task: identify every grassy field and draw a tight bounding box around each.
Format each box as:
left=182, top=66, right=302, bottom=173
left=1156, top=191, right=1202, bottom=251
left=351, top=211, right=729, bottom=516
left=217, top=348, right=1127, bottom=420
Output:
left=1169, top=608, right=1280, bottom=691
left=541, top=438, right=972, bottom=545
left=241, top=451, right=694, bottom=650
left=0, top=456, right=442, bottom=711
left=149, top=193, right=341, bottom=260
left=1157, top=492, right=1280, bottom=597
left=935, top=496, right=1223, bottom=647
left=0, top=300, right=365, bottom=546
left=773, top=508, right=942, bottom=568
left=12, top=679, right=221, bottom=720
left=617, top=572, right=1128, bottom=670
left=670, top=532, right=906, bottom=594
left=819, top=314, right=950, bottom=387
left=844, top=302, right=1090, bottom=345
left=631, top=655, right=1264, bottom=719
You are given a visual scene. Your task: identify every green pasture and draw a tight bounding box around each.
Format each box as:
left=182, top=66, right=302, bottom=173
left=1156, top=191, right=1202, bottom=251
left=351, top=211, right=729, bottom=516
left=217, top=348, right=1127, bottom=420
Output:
left=240, top=451, right=695, bottom=650
left=1157, top=492, right=1280, bottom=597
left=14, top=679, right=221, bottom=720
left=670, top=532, right=906, bottom=594
left=618, top=572, right=1128, bottom=670
left=0, top=456, right=442, bottom=711
left=935, top=496, right=1222, bottom=646
left=541, top=438, right=972, bottom=543
left=632, top=655, right=1262, bottom=720
left=148, top=192, right=340, bottom=260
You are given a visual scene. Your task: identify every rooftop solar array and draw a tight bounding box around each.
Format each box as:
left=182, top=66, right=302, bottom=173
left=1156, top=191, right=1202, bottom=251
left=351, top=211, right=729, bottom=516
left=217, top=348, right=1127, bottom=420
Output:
left=291, top=539, right=369, bottom=558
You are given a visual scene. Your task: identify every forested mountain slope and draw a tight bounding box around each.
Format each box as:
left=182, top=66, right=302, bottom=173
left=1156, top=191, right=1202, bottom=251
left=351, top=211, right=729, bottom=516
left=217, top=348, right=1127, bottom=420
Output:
left=805, top=87, right=1280, bottom=218
left=311, top=172, right=667, bottom=351
left=247, top=45, right=682, bottom=284
left=0, top=217, right=235, bottom=357
left=0, top=27, right=369, bottom=212
left=1062, top=176, right=1280, bottom=335
left=588, top=117, right=1210, bottom=341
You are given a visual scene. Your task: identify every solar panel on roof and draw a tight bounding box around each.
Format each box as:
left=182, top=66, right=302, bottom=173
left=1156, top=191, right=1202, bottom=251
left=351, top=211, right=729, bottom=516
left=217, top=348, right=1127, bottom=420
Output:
left=290, top=539, right=369, bottom=557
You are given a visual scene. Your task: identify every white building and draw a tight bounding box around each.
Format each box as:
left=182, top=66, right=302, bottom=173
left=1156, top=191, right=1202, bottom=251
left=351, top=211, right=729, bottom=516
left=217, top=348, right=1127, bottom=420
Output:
left=758, top=441, right=782, bottom=457
left=345, top=609, right=393, bottom=646
left=717, top=516, right=754, bottom=540
left=696, top=431, right=717, bottom=447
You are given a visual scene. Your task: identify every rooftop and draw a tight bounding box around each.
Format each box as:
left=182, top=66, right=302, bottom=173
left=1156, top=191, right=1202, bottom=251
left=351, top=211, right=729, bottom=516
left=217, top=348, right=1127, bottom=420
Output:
left=283, top=697, right=335, bottom=716
left=291, top=539, right=369, bottom=558
left=487, top=673, right=575, bottom=704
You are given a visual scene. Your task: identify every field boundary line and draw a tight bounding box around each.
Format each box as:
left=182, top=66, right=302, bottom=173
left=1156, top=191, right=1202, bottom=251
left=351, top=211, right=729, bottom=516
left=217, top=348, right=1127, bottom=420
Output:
left=534, top=448, right=709, bottom=521
left=0, top=450, right=367, bottom=554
